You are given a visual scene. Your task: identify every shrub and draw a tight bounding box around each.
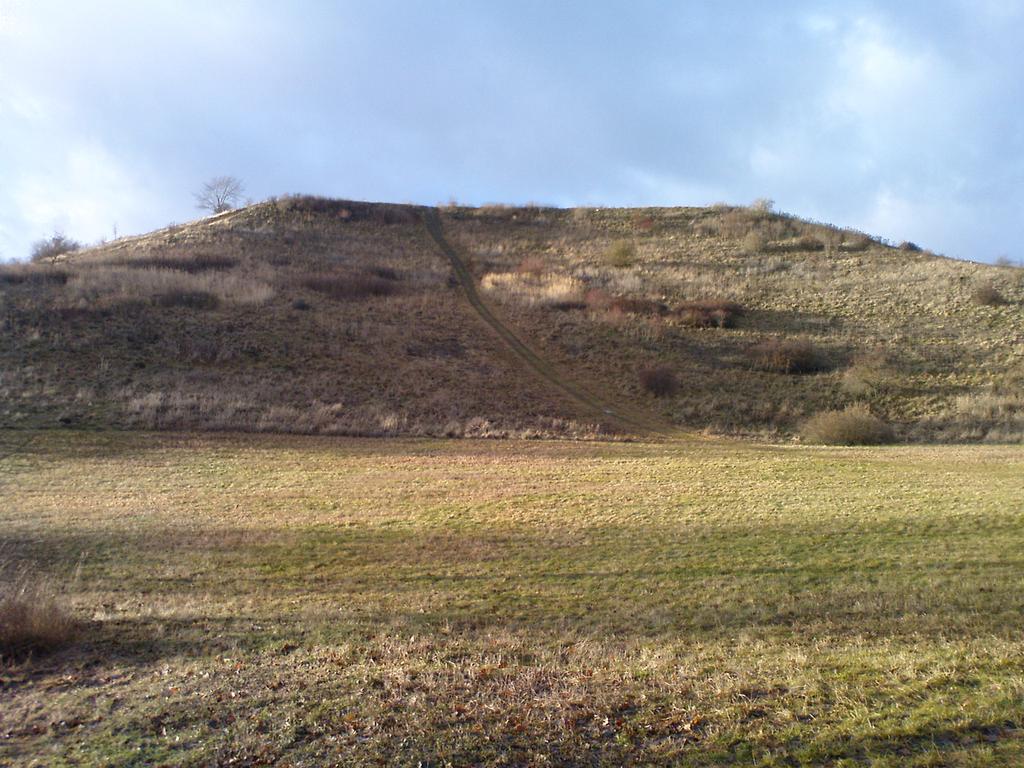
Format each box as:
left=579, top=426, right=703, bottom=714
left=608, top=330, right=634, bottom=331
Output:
left=0, top=567, right=77, bottom=659
left=741, top=231, right=766, bottom=255
left=841, top=352, right=892, bottom=397
left=898, top=241, right=922, bottom=252
left=370, top=266, right=400, bottom=281
left=155, top=290, right=220, bottom=310
left=31, top=232, right=81, bottom=264
left=0, top=264, right=69, bottom=285
left=748, top=338, right=829, bottom=374
left=516, top=256, right=546, bottom=278
left=638, top=365, right=678, bottom=397
left=303, top=272, right=398, bottom=300
left=800, top=405, right=895, bottom=445
left=604, top=240, right=636, bottom=267
left=120, top=253, right=239, bottom=273
left=609, top=296, right=668, bottom=316
left=675, top=300, right=745, bottom=329
left=584, top=288, right=613, bottom=311
left=972, top=282, right=1007, bottom=307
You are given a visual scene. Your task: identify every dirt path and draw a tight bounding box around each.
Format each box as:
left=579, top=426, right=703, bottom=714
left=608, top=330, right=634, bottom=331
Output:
left=423, top=209, right=678, bottom=438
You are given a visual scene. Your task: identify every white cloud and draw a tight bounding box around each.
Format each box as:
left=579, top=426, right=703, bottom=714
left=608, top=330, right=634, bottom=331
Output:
left=2, top=143, right=164, bottom=258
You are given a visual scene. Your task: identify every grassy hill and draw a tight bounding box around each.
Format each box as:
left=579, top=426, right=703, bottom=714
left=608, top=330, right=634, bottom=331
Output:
left=2, top=197, right=1021, bottom=441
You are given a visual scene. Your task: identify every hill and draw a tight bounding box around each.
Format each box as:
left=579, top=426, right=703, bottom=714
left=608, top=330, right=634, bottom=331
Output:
left=1, top=197, right=1021, bottom=441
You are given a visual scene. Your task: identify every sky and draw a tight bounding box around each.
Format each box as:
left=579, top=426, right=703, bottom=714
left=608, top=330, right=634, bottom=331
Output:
left=1, top=0, right=1022, bottom=263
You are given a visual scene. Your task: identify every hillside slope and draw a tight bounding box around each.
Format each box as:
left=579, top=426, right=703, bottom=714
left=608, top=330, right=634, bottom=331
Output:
left=1, top=197, right=1021, bottom=441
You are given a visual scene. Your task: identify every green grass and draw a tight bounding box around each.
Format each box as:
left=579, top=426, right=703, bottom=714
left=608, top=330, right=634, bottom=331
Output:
left=1, top=431, right=1023, bottom=765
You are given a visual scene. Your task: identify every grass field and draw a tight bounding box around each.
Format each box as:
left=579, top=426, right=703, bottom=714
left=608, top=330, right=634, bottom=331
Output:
left=2, top=430, right=1023, bottom=766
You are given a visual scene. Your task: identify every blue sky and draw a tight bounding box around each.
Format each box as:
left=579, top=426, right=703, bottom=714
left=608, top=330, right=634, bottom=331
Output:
left=1, top=0, right=1021, bottom=262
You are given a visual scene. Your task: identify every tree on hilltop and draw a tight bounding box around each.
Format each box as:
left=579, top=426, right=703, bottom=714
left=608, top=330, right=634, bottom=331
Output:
left=195, top=176, right=244, bottom=214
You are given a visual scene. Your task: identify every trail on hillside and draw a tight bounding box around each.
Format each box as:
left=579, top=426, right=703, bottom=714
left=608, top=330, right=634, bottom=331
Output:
left=423, top=209, right=677, bottom=438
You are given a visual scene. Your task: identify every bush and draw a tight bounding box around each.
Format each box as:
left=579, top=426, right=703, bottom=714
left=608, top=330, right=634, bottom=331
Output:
left=972, top=282, right=1007, bottom=307
left=741, top=231, right=766, bottom=255
left=639, top=365, right=678, bottom=397
left=155, top=290, right=220, bottom=310
left=748, top=338, right=829, bottom=374
left=516, top=257, right=546, bottom=278
left=30, top=232, right=81, bottom=264
left=303, top=272, right=399, bottom=300
left=675, top=300, right=745, bottom=329
left=609, top=296, right=668, bottom=316
left=0, top=568, right=77, bottom=659
left=800, top=405, right=895, bottom=445
left=604, top=240, right=636, bottom=267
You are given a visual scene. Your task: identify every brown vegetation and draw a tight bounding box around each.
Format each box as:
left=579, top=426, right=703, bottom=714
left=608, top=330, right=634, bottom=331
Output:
left=638, top=365, right=678, bottom=397
left=800, top=404, right=895, bottom=445
left=747, top=338, right=829, bottom=374
left=0, top=564, right=77, bottom=659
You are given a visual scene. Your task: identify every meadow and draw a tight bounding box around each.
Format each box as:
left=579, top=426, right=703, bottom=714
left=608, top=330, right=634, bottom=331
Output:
left=2, top=430, right=1022, bottom=766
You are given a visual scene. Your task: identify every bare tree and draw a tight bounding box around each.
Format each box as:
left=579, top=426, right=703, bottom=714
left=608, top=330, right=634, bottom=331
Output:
left=195, top=176, right=244, bottom=214
left=31, top=231, right=81, bottom=264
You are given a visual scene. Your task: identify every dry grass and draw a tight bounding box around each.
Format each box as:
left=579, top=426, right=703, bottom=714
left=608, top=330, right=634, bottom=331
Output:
left=480, top=270, right=585, bottom=308
left=63, top=266, right=274, bottom=308
left=0, top=562, right=77, bottom=659
left=800, top=404, right=895, bottom=445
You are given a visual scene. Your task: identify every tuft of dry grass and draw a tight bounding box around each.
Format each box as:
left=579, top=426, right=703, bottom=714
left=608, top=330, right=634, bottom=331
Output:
left=800, top=404, right=895, bottom=445
left=748, top=338, right=830, bottom=374
left=0, top=563, right=78, bottom=659
left=604, top=240, right=636, bottom=267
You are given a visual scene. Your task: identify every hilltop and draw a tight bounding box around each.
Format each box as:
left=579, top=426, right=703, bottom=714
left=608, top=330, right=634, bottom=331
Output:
left=1, top=197, right=1021, bottom=441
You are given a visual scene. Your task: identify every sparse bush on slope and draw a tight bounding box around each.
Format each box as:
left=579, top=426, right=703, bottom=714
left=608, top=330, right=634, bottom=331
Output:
left=748, top=338, right=829, bottom=374
left=639, top=365, right=678, bottom=397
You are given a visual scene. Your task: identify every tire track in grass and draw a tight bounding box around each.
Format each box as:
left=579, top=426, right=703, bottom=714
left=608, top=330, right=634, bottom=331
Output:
left=423, top=208, right=679, bottom=438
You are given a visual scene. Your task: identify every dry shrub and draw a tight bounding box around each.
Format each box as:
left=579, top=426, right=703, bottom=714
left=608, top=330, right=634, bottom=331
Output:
left=748, top=338, right=829, bottom=374
left=303, top=272, right=399, bottom=300
left=0, top=264, right=69, bottom=285
left=972, top=282, right=1007, bottom=307
left=65, top=267, right=274, bottom=308
left=675, top=300, right=745, bottom=329
left=116, top=252, right=239, bottom=273
left=841, top=351, right=892, bottom=397
left=898, top=241, right=922, bottom=252
left=155, top=290, right=220, bottom=310
left=604, top=240, right=636, bottom=267
left=741, top=231, right=766, bottom=255
left=638, top=365, right=678, bottom=397
left=584, top=288, right=613, bottom=311
left=800, top=404, right=895, bottom=445
left=840, top=232, right=873, bottom=251
left=30, top=232, right=81, bottom=263
left=516, top=256, right=546, bottom=278
left=0, top=565, right=77, bottom=659
left=608, top=296, right=667, bottom=316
